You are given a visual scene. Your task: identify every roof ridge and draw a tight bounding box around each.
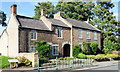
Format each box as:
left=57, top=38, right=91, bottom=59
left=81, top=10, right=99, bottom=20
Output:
left=16, top=15, right=40, bottom=20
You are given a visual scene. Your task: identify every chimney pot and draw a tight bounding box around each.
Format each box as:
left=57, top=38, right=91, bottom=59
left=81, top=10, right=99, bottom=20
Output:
left=41, top=9, right=46, bottom=16
left=11, top=4, right=17, bottom=14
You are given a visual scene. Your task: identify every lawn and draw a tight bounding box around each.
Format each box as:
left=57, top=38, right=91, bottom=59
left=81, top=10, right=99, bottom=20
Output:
left=0, top=56, right=14, bottom=69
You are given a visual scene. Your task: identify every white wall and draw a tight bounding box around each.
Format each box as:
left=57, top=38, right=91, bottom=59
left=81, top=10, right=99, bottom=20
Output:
left=0, top=30, right=8, bottom=56
left=6, top=14, right=19, bottom=57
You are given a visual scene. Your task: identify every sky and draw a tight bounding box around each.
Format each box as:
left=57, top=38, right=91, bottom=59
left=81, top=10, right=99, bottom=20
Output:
left=0, top=0, right=119, bottom=35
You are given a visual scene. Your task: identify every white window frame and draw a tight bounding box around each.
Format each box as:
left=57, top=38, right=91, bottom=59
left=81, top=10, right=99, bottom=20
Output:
left=94, top=31, right=97, bottom=40
left=30, top=45, right=37, bottom=53
left=58, top=27, right=62, bottom=38
left=31, top=30, right=37, bottom=40
left=78, top=29, right=82, bottom=39
left=87, top=30, right=90, bottom=39
left=52, top=45, right=59, bottom=56
left=79, top=43, right=82, bottom=50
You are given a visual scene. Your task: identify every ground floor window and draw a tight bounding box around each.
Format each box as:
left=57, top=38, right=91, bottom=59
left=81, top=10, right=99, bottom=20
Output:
left=30, top=45, right=36, bottom=53
left=52, top=45, right=59, bottom=56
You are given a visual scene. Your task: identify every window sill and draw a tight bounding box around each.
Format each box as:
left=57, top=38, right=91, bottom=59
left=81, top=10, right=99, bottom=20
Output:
left=52, top=54, right=59, bottom=56
left=94, top=39, right=97, bottom=41
left=31, top=39, right=37, bottom=40
left=87, top=38, right=91, bottom=40
left=58, top=37, right=63, bottom=39
left=79, top=38, right=83, bottom=40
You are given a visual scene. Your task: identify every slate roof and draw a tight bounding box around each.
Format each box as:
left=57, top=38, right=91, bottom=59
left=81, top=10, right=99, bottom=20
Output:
left=16, top=15, right=50, bottom=30
left=47, top=19, right=70, bottom=28
left=65, top=18, right=100, bottom=32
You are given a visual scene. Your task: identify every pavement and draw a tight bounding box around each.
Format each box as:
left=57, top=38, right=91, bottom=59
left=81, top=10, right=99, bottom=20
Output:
left=75, top=60, right=119, bottom=70
left=1, top=60, right=120, bottom=72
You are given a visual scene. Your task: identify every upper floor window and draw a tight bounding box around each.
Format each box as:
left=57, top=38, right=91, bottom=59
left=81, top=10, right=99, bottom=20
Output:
left=87, top=30, right=90, bottom=39
left=94, top=31, right=97, bottom=40
left=79, top=29, right=82, bottom=38
left=30, top=45, right=36, bottom=53
left=58, top=27, right=62, bottom=38
left=31, top=30, right=37, bottom=40
left=52, top=45, right=59, bottom=56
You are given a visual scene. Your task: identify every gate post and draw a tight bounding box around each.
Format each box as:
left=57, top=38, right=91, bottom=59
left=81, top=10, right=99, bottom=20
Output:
left=70, top=57, right=72, bottom=68
left=91, top=56, right=93, bottom=65
left=56, top=57, right=58, bottom=70
left=38, top=58, right=39, bottom=72
left=81, top=56, right=83, bottom=67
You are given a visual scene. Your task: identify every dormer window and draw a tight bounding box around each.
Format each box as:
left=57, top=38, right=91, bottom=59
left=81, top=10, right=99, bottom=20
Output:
left=31, top=30, right=37, bottom=40
left=58, top=27, right=62, bottom=38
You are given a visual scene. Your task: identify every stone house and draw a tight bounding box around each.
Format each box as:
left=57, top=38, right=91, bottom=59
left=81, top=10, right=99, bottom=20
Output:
left=0, top=4, right=101, bottom=67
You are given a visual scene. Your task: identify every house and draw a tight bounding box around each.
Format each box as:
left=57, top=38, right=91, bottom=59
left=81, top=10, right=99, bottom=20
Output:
left=0, top=4, right=101, bottom=67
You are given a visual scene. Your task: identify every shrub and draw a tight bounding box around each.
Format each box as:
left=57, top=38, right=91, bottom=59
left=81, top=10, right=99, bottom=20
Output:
left=36, top=40, right=51, bottom=59
left=94, top=54, right=109, bottom=61
left=15, top=56, right=32, bottom=66
left=82, top=42, right=90, bottom=54
left=77, top=53, right=87, bottom=58
left=86, top=55, right=95, bottom=59
left=58, top=57, right=64, bottom=60
left=112, top=50, right=120, bottom=55
left=0, top=56, right=14, bottom=68
left=103, top=40, right=119, bottom=54
left=90, top=42, right=98, bottom=54
left=106, top=54, right=120, bottom=60
left=73, top=45, right=82, bottom=57
left=64, top=57, right=74, bottom=60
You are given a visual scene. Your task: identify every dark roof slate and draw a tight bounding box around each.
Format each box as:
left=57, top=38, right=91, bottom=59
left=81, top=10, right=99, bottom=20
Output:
left=47, top=19, right=70, bottom=28
left=65, top=18, right=100, bottom=31
left=16, top=15, right=50, bottom=30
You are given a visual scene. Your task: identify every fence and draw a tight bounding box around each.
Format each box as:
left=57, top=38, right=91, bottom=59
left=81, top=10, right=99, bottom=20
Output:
left=37, top=56, right=93, bottom=70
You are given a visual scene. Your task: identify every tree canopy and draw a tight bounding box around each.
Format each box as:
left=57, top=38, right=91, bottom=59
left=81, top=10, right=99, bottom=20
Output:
left=33, top=2, right=55, bottom=19
left=0, top=11, right=7, bottom=26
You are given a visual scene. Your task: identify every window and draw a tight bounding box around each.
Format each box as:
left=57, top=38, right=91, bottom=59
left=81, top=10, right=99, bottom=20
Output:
left=31, top=30, right=37, bottom=40
left=79, top=43, right=82, bottom=50
left=87, top=30, right=90, bottom=39
left=52, top=45, right=59, bottom=56
left=58, top=27, right=62, bottom=38
left=94, top=31, right=97, bottom=40
left=79, top=29, right=82, bottom=38
left=30, top=45, right=36, bottom=53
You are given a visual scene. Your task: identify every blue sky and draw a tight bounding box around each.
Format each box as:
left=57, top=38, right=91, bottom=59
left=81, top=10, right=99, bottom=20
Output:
left=0, top=0, right=119, bottom=35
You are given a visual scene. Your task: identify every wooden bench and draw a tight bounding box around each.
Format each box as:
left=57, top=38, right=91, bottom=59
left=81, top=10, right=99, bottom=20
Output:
left=8, top=59, right=19, bottom=69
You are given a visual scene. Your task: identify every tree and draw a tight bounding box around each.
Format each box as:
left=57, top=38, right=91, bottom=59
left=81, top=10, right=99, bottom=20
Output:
left=0, top=10, right=7, bottom=26
left=36, top=40, right=51, bottom=59
left=89, top=2, right=118, bottom=48
left=103, top=40, right=120, bottom=54
left=33, top=2, right=55, bottom=19
left=82, top=42, right=90, bottom=54
left=73, top=45, right=82, bottom=57
left=55, top=2, right=95, bottom=21
left=90, top=42, right=98, bottom=54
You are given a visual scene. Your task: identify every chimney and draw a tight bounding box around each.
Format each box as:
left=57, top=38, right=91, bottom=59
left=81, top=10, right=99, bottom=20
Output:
left=54, top=11, right=62, bottom=19
left=58, top=11, right=62, bottom=17
left=41, top=9, right=46, bottom=16
left=11, top=4, right=17, bottom=14
left=85, top=18, right=89, bottom=23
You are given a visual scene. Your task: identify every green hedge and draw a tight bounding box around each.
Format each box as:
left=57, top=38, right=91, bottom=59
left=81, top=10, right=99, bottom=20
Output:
left=77, top=53, right=95, bottom=59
